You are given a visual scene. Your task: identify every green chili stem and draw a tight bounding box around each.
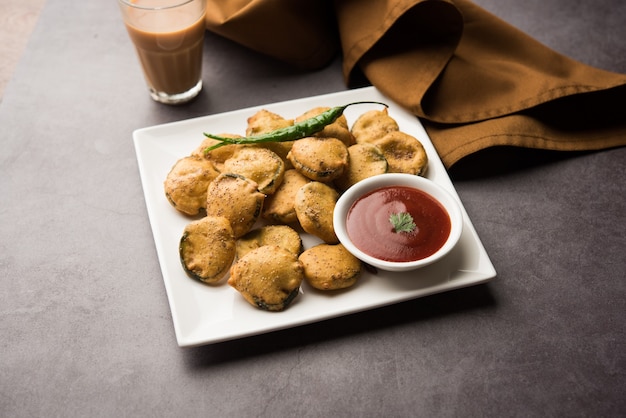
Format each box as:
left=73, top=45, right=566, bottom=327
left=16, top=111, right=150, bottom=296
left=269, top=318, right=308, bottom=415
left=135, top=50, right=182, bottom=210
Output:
left=203, top=101, right=388, bottom=152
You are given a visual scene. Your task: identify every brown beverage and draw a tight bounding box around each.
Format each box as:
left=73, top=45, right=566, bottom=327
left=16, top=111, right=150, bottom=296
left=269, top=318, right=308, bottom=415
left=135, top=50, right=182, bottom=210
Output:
left=120, top=0, right=206, bottom=103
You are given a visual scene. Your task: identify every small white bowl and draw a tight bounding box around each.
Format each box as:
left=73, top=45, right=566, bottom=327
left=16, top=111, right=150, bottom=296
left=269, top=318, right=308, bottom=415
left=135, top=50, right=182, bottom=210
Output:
left=333, top=173, right=463, bottom=272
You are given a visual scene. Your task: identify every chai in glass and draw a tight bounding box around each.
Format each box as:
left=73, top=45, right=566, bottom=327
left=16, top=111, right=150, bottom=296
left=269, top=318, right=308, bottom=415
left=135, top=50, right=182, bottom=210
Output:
left=119, top=0, right=206, bottom=104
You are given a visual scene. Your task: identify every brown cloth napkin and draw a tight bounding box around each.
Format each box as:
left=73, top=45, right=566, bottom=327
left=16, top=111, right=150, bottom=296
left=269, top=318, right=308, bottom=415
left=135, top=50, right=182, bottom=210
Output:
left=206, top=0, right=626, bottom=168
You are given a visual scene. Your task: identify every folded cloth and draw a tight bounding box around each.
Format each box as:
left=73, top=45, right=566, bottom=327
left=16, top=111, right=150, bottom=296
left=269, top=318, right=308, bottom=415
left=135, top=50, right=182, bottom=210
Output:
left=205, top=0, right=339, bottom=70
left=206, top=0, right=626, bottom=168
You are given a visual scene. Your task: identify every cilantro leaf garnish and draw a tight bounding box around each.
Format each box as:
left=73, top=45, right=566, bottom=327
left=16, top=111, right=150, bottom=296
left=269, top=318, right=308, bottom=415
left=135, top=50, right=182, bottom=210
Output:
left=389, top=212, right=416, bottom=233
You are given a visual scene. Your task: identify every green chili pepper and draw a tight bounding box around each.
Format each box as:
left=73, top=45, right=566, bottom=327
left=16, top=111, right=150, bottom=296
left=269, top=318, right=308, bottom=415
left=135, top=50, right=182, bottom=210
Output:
left=203, top=101, right=388, bottom=152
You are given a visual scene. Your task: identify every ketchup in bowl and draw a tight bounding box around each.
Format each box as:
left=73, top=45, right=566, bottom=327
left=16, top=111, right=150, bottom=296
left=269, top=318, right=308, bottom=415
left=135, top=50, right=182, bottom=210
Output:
left=333, top=173, right=463, bottom=272
left=346, top=186, right=451, bottom=262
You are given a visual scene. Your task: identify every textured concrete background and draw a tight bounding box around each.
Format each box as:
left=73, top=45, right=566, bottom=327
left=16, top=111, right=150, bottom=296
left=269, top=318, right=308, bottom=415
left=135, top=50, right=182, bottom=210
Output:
left=1, top=0, right=625, bottom=416
left=0, top=0, right=46, bottom=100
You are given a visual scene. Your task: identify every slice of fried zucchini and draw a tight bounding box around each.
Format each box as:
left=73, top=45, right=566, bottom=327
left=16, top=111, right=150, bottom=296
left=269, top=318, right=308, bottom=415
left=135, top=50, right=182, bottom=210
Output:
left=205, top=173, right=265, bottom=238
left=335, top=142, right=388, bottom=191
left=372, top=131, right=428, bottom=176
left=228, top=245, right=304, bottom=312
left=262, top=169, right=310, bottom=224
left=351, top=108, right=399, bottom=144
left=179, top=216, right=236, bottom=284
left=287, top=137, right=349, bottom=183
left=299, top=243, right=362, bottom=290
left=164, top=156, right=220, bottom=216
left=191, top=134, right=244, bottom=172
left=236, top=225, right=303, bottom=260
left=223, top=147, right=285, bottom=195
left=294, top=181, right=339, bottom=244
left=245, top=109, right=293, bottom=137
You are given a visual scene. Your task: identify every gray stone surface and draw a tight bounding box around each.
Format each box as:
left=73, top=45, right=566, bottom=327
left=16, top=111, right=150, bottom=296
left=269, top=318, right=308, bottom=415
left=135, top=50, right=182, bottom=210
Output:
left=1, top=0, right=624, bottom=416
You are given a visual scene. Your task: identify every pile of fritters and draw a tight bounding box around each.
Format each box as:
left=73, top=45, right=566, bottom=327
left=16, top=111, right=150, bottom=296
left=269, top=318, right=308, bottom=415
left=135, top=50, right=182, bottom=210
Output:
left=166, top=106, right=428, bottom=312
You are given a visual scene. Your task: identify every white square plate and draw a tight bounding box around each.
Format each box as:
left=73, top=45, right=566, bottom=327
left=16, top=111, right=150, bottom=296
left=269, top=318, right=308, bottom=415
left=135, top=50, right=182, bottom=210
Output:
left=134, top=86, right=496, bottom=347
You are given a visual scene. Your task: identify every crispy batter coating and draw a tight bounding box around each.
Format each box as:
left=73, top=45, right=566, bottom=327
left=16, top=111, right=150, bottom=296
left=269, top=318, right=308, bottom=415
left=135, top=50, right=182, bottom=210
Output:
left=372, top=131, right=428, bottom=176
left=245, top=109, right=295, bottom=167
left=191, top=134, right=244, bottom=172
left=351, top=108, right=399, bottom=144
left=262, top=169, right=310, bottom=224
left=228, top=245, right=304, bottom=311
left=287, top=137, right=349, bottom=183
left=299, top=243, right=362, bottom=290
left=245, top=109, right=294, bottom=136
left=260, top=141, right=295, bottom=170
left=295, top=181, right=339, bottom=244
left=179, top=216, right=236, bottom=284
left=205, top=173, right=265, bottom=238
left=236, top=225, right=303, bottom=260
left=164, top=156, right=220, bottom=216
left=295, top=107, right=355, bottom=146
left=223, top=147, right=285, bottom=195
left=335, top=142, right=388, bottom=191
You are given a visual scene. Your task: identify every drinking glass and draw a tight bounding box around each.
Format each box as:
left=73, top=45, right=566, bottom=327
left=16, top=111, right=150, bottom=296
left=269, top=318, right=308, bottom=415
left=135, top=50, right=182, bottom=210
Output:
left=118, top=0, right=206, bottom=104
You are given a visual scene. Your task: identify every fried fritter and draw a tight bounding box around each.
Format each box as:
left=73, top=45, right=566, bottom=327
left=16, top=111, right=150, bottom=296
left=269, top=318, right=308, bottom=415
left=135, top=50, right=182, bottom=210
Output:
left=164, top=156, right=220, bottom=216
left=372, top=131, right=428, bottom=176
left=262, top=169, right=310, bottom=224
left=205, top=173, right=265, bottom=238
left=294, top=181, right=339, bottom=244
left=223, top=147, right=285, bottom=195
left=335, top=142, right=388, bottom=190
left=287, top=137, right=349, bottom=183
left=351, top=108, right=399, bottom=144
left=191, top=134, right=244, bottom=172
left=236, top=225, right=303, bottom=260
left=245, top=109, right=293, bottom=136
left=299, top=243, right=362, bottom=290
left=179, top=216, right=236, bottom=284
left=228, top=245, right=304, bottom=311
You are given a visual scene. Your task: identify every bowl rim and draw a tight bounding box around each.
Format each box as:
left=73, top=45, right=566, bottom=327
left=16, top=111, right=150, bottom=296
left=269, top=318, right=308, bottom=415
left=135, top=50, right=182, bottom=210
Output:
left=333, top=173, right=463, bottom=272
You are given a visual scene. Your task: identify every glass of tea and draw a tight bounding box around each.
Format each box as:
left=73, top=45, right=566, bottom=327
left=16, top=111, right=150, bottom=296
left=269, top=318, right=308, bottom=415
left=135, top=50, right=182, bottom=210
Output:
left=118, top=0, right=206, bottom=105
